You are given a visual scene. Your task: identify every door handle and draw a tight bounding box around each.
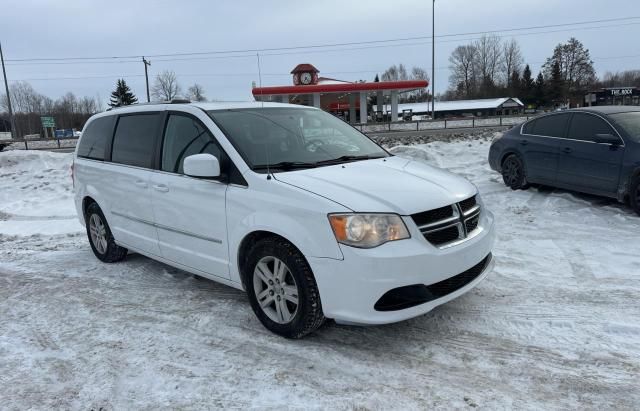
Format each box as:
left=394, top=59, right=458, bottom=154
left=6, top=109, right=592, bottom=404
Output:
left=134, top=180, right=148, bottom=188
left=153, top=184, right=169, bottom=193
left=520, top=139, right=528, bottom=146
left=562, top=147, right=572, bottom=154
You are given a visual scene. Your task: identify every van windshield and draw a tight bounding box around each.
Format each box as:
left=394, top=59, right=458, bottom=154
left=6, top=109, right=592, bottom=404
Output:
left=207, top=107, right=388, bottom=171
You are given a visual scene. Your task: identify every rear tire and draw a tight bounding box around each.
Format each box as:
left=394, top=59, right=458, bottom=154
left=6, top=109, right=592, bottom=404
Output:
left=244, top=236, right=325, bottom=338
left=630, top=176, right=640, bottom=216
left=501, top=154, right=529, bottom=190
left=85, top=202, right=128, bottom=263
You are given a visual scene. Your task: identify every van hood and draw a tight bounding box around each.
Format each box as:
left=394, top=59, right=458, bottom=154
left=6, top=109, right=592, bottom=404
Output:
left=273, top=156, right=477, bottom=215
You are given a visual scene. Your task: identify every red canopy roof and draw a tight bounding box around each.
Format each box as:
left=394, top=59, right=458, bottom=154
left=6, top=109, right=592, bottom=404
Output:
left=252, top=80, right=428, bottom=96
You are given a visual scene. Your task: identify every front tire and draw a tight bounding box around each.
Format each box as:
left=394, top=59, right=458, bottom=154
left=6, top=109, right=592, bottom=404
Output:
left=85, top=202, right=128, bottom=263
left=244, top=237, right=325, bottom=338
left=630, top=175, right=640, bottom=216
left=501, top=154, right=529, bottom=190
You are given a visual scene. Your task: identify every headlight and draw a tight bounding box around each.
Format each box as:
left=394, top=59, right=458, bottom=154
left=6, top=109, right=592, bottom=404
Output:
left=328, top=213, right=410, bottom=248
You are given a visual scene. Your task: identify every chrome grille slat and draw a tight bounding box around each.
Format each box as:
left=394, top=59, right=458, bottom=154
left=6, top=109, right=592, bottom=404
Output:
left=411, top=195, right=481, bottom=248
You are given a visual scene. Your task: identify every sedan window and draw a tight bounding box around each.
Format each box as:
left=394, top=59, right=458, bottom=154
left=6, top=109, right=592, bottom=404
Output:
left=610, top=112, right=640, bottom=143
left=530, top=114, right=569, bottom=138
left=567, top=113, right=616, bottom=142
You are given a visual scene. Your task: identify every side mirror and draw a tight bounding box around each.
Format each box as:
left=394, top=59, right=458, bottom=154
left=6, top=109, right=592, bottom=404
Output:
left=594, top=133, right=621, bottom=145
left=183, top=153, right=220, bottom=178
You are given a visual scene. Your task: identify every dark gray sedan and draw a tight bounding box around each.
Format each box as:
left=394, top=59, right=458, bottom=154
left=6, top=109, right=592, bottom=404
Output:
left=488, top=106, right=640, bottom=215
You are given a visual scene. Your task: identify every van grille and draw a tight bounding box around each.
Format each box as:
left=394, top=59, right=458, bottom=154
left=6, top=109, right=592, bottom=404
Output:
left=411, top=195, right=481, bottom=248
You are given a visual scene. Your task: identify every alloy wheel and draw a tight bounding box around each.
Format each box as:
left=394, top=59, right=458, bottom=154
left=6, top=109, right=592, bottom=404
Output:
left=253, top=256, right=299, bottom=324
left=89, top=213, right=108, bottom=254
left=504, top=159, right=521, bottom=186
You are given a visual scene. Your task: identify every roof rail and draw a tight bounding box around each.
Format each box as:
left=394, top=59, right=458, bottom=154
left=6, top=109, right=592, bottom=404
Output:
left=105, top=99, right=192, bottom=111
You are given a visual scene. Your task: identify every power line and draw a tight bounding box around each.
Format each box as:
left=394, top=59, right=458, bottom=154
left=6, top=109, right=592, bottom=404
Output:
left=5, top=16, right=640, bottom=63
left=6, top=21, right=638, bottom=68
left=9, top=52, right=640, bottom=83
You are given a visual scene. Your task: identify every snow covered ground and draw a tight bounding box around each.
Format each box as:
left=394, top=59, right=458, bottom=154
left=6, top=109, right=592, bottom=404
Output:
left=1, top=133, right=639, bottom=410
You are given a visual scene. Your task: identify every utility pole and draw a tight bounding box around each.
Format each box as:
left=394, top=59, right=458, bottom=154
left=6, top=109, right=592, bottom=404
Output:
left=142, top=57, right=151, bottom=102
left=0, top=41, right=17, bottom=139
left=431, top=0, right=435, bottom=121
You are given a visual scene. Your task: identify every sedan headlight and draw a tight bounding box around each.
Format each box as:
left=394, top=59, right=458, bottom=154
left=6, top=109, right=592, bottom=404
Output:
left=328, top=213, right=410, bottom=248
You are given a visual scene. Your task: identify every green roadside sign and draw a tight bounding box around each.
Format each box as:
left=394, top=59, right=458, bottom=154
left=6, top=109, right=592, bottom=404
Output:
left=41, top=116, right=55, bottom=128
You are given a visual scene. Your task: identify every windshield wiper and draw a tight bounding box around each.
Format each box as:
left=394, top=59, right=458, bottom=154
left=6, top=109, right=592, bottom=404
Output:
left=314, top=155, right=385, bottom=165
left=252, top=161, right=318, bottom=171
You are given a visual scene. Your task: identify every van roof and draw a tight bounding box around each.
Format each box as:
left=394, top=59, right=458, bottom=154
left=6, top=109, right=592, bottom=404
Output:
left=104, top=101, right=312, bottom=113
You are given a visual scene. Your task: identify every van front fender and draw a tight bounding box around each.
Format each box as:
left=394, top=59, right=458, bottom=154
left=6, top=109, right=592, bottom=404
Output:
left=227, top=210, right=344, bottom=285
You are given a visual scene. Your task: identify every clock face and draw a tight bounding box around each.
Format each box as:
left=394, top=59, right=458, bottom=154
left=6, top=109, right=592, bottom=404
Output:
left=300, top=72, right=312, bottom=85
left=293, top=74, right=300, bottom=85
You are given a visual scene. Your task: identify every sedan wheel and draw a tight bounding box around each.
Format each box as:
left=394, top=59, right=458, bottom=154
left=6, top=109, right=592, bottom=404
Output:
left=501, top=154, right=528, bottom=190
left=253, top=256, right=299, bottom=324
left=631, top=176, right=640, bottom=216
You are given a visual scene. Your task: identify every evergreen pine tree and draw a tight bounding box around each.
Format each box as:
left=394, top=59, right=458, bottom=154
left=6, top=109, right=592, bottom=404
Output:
left=534, top=72, right=546, bottom=108
left=520, top=65, right=535, bottom=104
left=109, top=79, right=138, bottom=108
left=509, top=70, right=521, bottom=97
left=547, top=61, right=564, bottom=106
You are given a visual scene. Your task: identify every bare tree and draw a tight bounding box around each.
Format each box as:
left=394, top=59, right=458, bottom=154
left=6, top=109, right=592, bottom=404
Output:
left=381, top=64, right=409, bottom=81
left=598, top=70, right=640, bottom=88
left=502, top=39, right=523, bottom=88
left=187, top=83, right=207, bottom=102
left=448, top=44, right=478, bottom=98
left=411, top=67, right=429, bottom=81
left=474, top=35, right=503, bottom=91
left=152, top=70, right=181, bottom=101
left=543, top=37, right=596, bottom=98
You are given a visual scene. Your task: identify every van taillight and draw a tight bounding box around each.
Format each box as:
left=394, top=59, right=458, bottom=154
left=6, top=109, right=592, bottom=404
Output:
left=71, top=161, right=75, bottom=188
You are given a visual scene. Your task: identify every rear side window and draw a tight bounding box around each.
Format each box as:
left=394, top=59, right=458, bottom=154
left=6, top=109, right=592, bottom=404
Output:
left=161, top=114, right=225, bottom=174
left=77, top=116, right=114, bottom=160
left=522, top=119, right=536, bottom=134
left=531, top=114, right=569, bottom=138
left=111, top=113, right=162, bottom=168
left=567, top=113, right=615, bottom=142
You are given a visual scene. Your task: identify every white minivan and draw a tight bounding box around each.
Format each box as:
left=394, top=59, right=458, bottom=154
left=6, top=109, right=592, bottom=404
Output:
left=73, top=101, right=495, bottom=338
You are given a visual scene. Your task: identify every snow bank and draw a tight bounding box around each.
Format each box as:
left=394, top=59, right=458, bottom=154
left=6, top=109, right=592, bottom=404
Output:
left=0, top=150, right=82, bottom=237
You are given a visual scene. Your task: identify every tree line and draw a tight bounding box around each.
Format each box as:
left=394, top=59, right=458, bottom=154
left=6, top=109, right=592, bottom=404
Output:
left=0, top=82, right=101, bottom=137
left=445, top=35, right=604, bottom=108
left=109, top=72, right=207, bottom=107
left=0, top=72, right=209, bottom=137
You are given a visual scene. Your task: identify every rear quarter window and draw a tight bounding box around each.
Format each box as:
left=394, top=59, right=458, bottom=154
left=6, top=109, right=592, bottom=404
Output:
left=77, top=116, right=115, bottom=160
left=111, top=113, right=162, bottom=169
left=522, top=119, right=536, bottom=134
left=530, top=114, right=569, bottom=138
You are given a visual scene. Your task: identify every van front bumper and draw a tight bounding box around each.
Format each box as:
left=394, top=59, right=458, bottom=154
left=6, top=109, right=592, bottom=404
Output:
left=308, top=211, right=495, bottom=325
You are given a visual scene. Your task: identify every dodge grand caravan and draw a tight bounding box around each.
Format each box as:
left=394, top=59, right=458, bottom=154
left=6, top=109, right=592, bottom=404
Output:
left=73, top=102, right=495, bottom=338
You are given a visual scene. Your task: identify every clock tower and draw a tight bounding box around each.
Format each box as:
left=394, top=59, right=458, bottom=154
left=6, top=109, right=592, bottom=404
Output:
left=291, top=63, right=319, bottom=86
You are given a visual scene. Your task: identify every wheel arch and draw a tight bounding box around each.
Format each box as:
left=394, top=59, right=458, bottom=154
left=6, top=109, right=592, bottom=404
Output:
left=82, top=196, right=98, bottom=221
left=622, top=166, right=640, bottom=202
left=500, top=150, right=523, bottom=167
left=236, top=230, right=305, bottom=290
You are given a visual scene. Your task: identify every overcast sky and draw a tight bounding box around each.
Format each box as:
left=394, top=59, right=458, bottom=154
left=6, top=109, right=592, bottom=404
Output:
left=1, top=0, right=639, bottom=105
